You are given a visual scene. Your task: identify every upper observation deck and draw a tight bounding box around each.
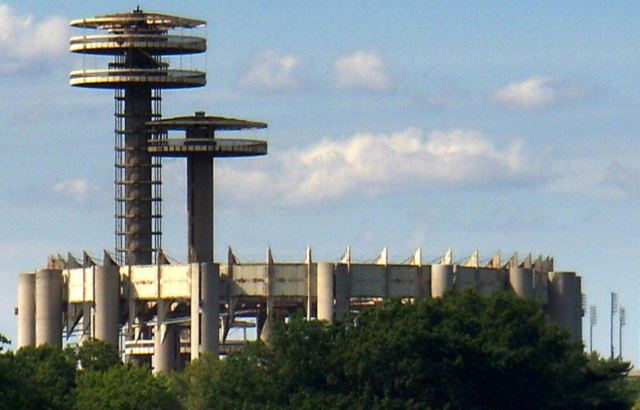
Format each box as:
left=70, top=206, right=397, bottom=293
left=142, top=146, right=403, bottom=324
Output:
left=69, top=7, right=206, bottom=89
left=147, top=112, right=268, bottom=158
left=69, top=34, right=206, bottom=56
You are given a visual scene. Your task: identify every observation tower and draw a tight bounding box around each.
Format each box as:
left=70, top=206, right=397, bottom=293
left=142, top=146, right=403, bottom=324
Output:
left=147, top=111, right=267, bottom=264
left=69, top=7, right=207, bottom=265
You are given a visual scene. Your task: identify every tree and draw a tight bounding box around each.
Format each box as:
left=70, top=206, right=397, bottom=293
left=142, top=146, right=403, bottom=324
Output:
left=0, top=344, right=77, bottom=410
left=0, top=332, right=9, bottom=352
left=175, top=343, right=279, bottom=410
left=75, top=364, right=182, bottom=410
left=72, top=339, right=122, bottom=372
left=175, top=290, right=634, bottom=410
left=580, top=353, right=633, bottom=410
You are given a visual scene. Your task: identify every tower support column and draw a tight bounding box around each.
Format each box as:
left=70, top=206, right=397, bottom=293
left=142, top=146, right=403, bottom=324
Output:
left=94, top=265, right=120, bottom=343
left=35, top=269, right=63, bottom=347
left=200, top=262, right=220, bottom=355
left=317, top=263, right=334, bottom=321
left=18, top=273, right=36, bottom=347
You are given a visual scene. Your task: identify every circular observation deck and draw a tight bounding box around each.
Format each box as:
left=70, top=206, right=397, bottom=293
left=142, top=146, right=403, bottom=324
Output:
left=69, top=69, right=206, bottom=89
left=70, top=9, right=205, bottom=31
left=146, top=112, right=268, bottom=158
left=70, top=8, right=206, bottom=89
left=148, top=138, right=268, bottom=157
left=70, top=34, right=206, bottom=56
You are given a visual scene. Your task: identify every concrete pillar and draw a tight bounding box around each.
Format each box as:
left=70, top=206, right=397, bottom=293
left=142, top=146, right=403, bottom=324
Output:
left=317, top=263, right=334, bottom=321
left=35, top=269, right=63, bottom=347
left=510, top=267, right=533, bottom=298
left=154, top=322, right=177, bottom=373
left=190, top=263, right=200, bottom=361
left=548, top=271, right=582, bottom=344
left=94, top=265, right=120, bottom=344
left=335, top=263, right=349, bottom=317
left=431, top=264, right=454, bottom=297
left=17, top=273, right=36, bottom=348
left=200, top=262, right=219, bottom=356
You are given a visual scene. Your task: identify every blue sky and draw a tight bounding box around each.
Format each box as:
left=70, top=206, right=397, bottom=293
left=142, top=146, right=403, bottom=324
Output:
left=1, top=1, right=639, bottom=361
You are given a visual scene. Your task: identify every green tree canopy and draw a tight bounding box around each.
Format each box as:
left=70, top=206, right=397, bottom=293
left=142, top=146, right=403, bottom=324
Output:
left=0, top=344, right=77, bottom=410
left=72, top=339, right=122, bottom=372
left=176, top=290, right=634, bottom=410
left=0, top=332, right=9, bottom=352
left=75, top=364, right=181, bottom=410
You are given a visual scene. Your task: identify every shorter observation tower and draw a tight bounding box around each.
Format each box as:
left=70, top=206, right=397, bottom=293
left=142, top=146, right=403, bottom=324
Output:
left=147, top=111, right=268, bottom=264
left=69, top=8, right=207, bottom=265
left=146, top=112, right=266, bottom=368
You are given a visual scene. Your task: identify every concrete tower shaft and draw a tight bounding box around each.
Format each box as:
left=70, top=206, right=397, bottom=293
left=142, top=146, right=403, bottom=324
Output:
left=69, top=8, right=206, bottom=265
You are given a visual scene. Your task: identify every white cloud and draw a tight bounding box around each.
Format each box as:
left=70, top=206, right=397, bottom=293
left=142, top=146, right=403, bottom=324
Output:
left=489, top=77, right=587, bottom=111
left=53, top=179, right=91, bottom=203
left=238, top=50, right=305, bottom=92
left=333, top=49, right=394, bottom=92
left=0, top=4, right=67, bottom=74
left=214, top=128, right=540, bottom=206
left=548, top=159, right=640, bottom=200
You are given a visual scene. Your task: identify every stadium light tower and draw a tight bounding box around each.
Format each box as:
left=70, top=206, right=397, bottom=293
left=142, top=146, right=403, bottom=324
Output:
left=69, top=8, right=206, bottom=264
left=610, top=292, right=618, bottom=359
left=589, top=305, right=597, bottom=353
left=619, top=306, right=626, bottom=358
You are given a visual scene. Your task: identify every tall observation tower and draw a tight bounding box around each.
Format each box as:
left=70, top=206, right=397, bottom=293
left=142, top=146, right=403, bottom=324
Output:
left=69, top=8, right=206, bottom=265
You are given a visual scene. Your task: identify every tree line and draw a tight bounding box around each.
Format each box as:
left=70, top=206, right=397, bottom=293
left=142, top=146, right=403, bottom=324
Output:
left=1, top=290, right=639, bottom=410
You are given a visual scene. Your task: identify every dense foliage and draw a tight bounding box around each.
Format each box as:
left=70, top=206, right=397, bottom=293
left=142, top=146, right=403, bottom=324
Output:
left=0, top=291, right=637, bottom=409
left=172, top=291, right=635, bottom=410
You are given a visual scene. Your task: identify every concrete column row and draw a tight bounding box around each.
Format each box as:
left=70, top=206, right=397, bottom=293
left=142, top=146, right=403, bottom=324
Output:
left=18, top=266, right=121, bottom=349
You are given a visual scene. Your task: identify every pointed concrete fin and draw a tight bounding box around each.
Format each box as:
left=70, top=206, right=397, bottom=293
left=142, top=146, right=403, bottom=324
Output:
left=304, top=246, right=312, bottom=264
left=67, top=253, right=81, bottom=269
left=545, top=256, right=554, bottom=272
left=83, top=251, right=96, bottom=268
left=521, top=253, right=532, bottom=269
left=56, top=254, right=68, bottom=269
left=533, top=254, right=544, bottom=272
left=158, top=250, right=171, bottom=265
left=102, top=250, right=118, bottom=267
left=48, top=254, right=64, bottom=269
left=228, top=247, right=239, bottom=265
left=505, top=252, right=518, bottom=270
left=463, top=250, right=479, bottom=268
left=441, top=248, right=453, bottom=265
left=267, top=247, right=274, bottom=264
left=375, top=247, right=388, bottom=265
left=340, top=246, right=351, bottom=264
left=486, top=250, right=501, bottom=269
left=409, top=248, right=422, bottom=266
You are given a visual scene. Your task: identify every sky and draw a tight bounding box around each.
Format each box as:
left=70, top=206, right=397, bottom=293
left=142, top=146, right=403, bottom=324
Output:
left=0, top=0, right=639, bottom=362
